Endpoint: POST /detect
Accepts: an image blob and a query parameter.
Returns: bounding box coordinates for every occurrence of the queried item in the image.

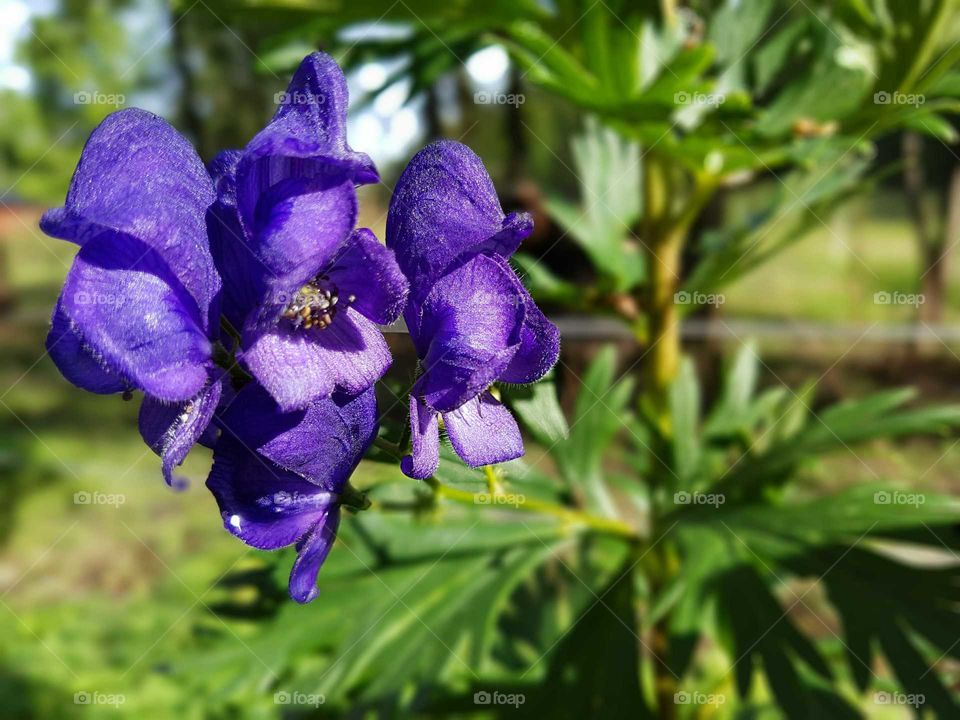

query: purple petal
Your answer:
[443,392,524,467]
[41,108,220,334]
[236,52,377,231]
[206,434,337,550]
[217,383,377,491]
[416,255,523,412]
[59,232,212,402]
[46,301,129,394]
[289,506,341,603]
[139,375,222,488]
[497,261,561,384]
[326,228,408,325]
[400,394,440,479]
[250,178,357,298]
[242,307,391,410]
[386,141,531,307]
[483,211,534,258]
[207,198,264,329]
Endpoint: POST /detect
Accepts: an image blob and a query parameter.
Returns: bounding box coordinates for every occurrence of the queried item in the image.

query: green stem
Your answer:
[484,465,500,494]
[374,437,402,457]
[424,476,639,541]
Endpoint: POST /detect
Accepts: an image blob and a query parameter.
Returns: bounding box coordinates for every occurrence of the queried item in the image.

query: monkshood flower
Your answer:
[41,108,223,487]
[207,52,406,411]
[386,141,560,478]
[206,383,377,603]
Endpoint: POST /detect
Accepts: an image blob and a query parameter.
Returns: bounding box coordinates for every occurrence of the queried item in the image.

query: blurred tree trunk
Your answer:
[0,229,11,310]
[424,83,442,139]
[902,132,950,325]
[505,65,528,183]
[171,9,204,152]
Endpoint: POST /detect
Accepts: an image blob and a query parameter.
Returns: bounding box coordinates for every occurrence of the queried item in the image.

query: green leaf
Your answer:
[503,373,570,447]
[669,357,701,484]
[543,117,645,291]
[523,557,651,717]
[512,253,583,307]
[554,346,634,516]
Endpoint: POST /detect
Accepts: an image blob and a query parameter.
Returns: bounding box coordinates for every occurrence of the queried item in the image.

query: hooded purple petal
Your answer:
[326,228,408,325]
[207,150,265,328]
[41,108,220,334]
[236,52,377,234]
[139,376,223,488]
[217,383,377,489]
[46,301,129,394]
[207,384,376,602]
[415,255,523,412]
[248,177,357,301]
[242,307,391,410]
[496,258,561,384]
[58,232,212,402]
[400,394,440,480]
[289,507,341,604]
[442,392,523,467]
[207,435,338,550]
[386,140,532,318]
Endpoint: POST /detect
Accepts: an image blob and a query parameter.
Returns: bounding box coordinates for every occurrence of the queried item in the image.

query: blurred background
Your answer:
[3,1,960,718]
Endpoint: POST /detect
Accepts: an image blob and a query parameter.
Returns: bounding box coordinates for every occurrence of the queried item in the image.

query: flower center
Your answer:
[280,275,355,331]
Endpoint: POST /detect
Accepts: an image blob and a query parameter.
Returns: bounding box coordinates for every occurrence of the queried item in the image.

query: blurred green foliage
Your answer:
[4,1,960,719]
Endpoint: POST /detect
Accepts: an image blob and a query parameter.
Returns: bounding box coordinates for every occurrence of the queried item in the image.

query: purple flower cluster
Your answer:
[42,53,558,602]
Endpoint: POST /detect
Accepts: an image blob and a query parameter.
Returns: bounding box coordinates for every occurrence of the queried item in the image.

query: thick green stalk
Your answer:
[641,155,684,431]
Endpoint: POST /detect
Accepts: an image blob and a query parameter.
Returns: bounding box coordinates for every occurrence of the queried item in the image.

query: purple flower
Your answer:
[206,383,378,603]
[207,52,407,411]
[41,108,223,486]
[386,141,560,478]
